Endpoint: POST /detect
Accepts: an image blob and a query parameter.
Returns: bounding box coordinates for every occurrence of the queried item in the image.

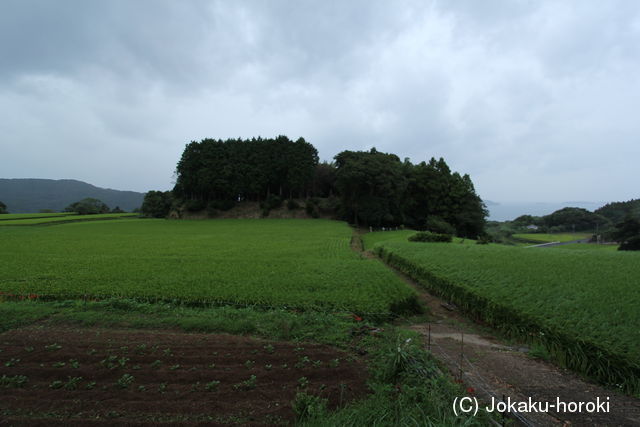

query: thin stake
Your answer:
[459,331,464,381]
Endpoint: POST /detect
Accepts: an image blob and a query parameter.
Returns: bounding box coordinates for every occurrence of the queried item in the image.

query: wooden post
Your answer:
[459,332,464,381]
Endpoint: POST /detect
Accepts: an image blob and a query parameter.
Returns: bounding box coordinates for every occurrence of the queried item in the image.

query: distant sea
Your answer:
[486,201,605,222]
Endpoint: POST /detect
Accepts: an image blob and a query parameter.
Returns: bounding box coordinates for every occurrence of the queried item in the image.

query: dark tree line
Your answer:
[147,138,488,237]
[595,199,640,224]
[334,149,486,237]
[64,198,110,215]
[173,136,319,204]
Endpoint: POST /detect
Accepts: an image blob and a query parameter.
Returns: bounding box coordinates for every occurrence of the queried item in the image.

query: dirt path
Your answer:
[355,232,640,426]
[409,286,640,426]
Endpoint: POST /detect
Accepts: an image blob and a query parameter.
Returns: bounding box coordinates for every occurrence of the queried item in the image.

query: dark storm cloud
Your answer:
[1,0,639,202]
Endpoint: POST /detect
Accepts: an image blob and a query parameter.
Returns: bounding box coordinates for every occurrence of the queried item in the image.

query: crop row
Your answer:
[365,232,640,394]
[512,233,592,243]
[0,212,78,221]
[0,213,138,226]
[0,219,419,316]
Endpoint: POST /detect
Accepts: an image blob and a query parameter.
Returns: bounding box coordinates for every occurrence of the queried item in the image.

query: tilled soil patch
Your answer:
[0,325,369,425]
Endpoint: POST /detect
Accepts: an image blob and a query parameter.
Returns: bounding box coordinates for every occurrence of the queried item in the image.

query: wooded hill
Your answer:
[0,179,144,213]
[594,199,640,224]
[168,136,487,237]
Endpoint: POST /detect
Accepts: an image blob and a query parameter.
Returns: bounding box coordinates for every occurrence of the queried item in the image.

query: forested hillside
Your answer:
[169,137,487,237]
[0,179,144,213]
[595,199,640,223]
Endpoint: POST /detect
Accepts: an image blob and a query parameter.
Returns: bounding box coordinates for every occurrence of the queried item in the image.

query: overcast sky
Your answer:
[2,0,639,203]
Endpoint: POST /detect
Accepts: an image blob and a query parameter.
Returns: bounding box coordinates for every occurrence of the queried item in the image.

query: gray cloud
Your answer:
[1,0,639,203]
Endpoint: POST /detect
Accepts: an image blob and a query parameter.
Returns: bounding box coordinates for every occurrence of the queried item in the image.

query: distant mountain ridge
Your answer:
[486,201,605,221]
[0,179,145,213]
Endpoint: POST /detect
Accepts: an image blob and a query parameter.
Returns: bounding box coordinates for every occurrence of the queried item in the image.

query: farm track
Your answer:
[353,231,640,426]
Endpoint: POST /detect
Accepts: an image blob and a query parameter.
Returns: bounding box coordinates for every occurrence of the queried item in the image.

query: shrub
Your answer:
[260,195,283,217]
[205,200,236,217]
[408,232,452,243]
[185,199,206,212]
[317,196,340,214]
[64,198,109,215]
[208,199,236,211]
[142,191,173,218]
[292,392,328,421]
[305,199,320,218]
[425,216,455,235]
[619,235,640,251]
[476,234,491,245]
[260,195,283,211]
[287,199,300,210]
[206,202,219,218]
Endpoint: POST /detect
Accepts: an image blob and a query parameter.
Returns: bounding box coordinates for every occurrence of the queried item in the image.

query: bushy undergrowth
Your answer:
[408,231,452,243]
[304,328,494,426]
[619,235,640,251]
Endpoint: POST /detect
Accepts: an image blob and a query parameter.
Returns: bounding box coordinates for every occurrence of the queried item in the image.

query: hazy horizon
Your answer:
[2,1,640,203]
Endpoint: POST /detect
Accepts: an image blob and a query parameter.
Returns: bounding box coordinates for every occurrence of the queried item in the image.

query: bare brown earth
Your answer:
[386,261,640,426]
[0,326,368,425]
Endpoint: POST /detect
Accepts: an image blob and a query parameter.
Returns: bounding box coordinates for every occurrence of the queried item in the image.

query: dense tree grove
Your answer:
[506,207,609,233]
[334,149,487,236]
[173,136,319,204]
[595,199,640,224]
[541,207,608,232]
[0,200,7,214]
[612,217,640,251]
[166,138,487,237]
[141,191,173,218]
[64,198,109,215]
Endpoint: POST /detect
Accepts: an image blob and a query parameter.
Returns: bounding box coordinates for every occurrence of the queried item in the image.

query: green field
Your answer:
[364,230,640,393]
[0,219,418,315]
[512,232,592,243]
[0,213,137,226]
[550,243,619,251]
[0,212,78,221]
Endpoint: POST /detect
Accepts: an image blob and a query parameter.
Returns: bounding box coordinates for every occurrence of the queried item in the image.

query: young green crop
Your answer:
[365,231,640,393]
[0,212,78,221]
[0,219,418,315]
[512,233,592,243]
[0,213,137,226]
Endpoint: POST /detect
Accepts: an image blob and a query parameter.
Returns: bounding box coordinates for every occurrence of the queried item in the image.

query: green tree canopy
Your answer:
[0,200,7,214]
[173,136,319,206]
[595,199,640,224]
[64,198,109,215]
[333,149,487,236]
[612,217,640,243]
[141,191,173,218]
[542,207,608,232]
[512,214,542,226]
[171,137,487,236]
[334,148,407,226]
